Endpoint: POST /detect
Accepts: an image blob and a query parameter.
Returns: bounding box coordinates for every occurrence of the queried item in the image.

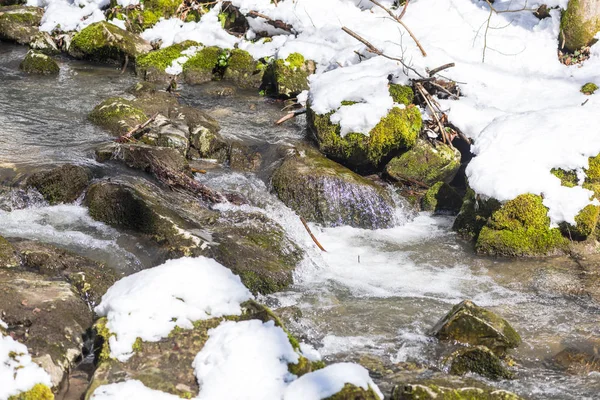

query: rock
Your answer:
[68,21,152,63]
[385,139,461,187]
[188,126,229,161]
[446,346,514,380]
[142,113,191,156]
[26,164,91,205]
[421,182,462,214]
[560,0,600,52]
[135,40,199,82]
[0,268,93,387]
[430,300,521,357]
[223,48,266,89]
[475,194,568,257]
[182,46,222,85]
[19,50,59,74]
[228,142,262,171]
[391,383,523,400]
[325,384,381,400]
[0,234,19,268]
[581,82,598,95]
[552,340,600,374]
[452,187,501,240]
[269,53,316,98]
[11,239,120,306]
[88,97,148,136]
[85,300,316,398]
[0,5,43,44]
[96,143,189,175]
[272,146,396,229]
[309,104,422,171]
[28,31,59,54]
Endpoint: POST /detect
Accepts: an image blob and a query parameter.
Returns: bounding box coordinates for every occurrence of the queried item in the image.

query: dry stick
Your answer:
[415,83,451,146]
[300,217,327,252]
[398,0,410,19]
[427,80,459,100]
[117,112,159,143]
[368,0,427,57]
[120,54,129,74]
[428,62,455,77]
[247,10,294,33]
[275,108,307,125]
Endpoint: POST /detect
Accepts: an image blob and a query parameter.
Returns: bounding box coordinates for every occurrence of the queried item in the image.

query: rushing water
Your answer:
[1,44,599,399]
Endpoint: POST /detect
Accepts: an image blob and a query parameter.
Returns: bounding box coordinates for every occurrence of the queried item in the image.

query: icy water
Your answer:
[1,44,599,399]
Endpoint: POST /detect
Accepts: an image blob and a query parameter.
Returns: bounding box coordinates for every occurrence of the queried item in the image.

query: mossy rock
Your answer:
[389,83,415,106]
[228,141,262,171]
[560,204,600,239]
[324,383,381,400]
[422,182,463,214]
[0,235,19,268]
[581,82,598,95]
[452,188,502,240]
[391,383,523,400]
[475,194,568,257]
[136,0,181,29]
[447,346,514,380]
[560,0,600,52]
[223,48,265,89]
[69,21,152,63]
[19,50,59,74]
[189,126,229,161]
[0,6,42,45]
[26,164,90,204]
[386,139,460,186]
[551,167,578,187]
[272,146,396,229]
[182,46,222,85]
[8,384,54,400]
[309,105,422,170]
[136,40,199,82]
[552,341,600,374]
[269,52,316,97]
[96,143,189,175]
[430,300,521,357]
[88,97,147,136]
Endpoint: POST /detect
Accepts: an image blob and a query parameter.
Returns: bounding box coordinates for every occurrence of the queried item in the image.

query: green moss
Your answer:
[69,21,150,61]
[142,0,180,27]
[8,384,54,400]
[324,383,381,400]
[561,204,600,239]
[285,52,305,68]
[452,188,501,240]
[448,346,514,380]
[182,46,222,84]
[88,97,147,135]
[310,105,422,169]
[238,270,288,296]
[392,383,523,400]
[551,168,578,187]
[389,83,414,105]
[422,182,463,213]
[0,10,38,25]
[222,49,265,88]
[19,50,59,74]
[581,82,598,95]
[94,318,115,362]
[560,0,600,52]
[270,53,315,97]
[476,194,568,256]
[586,154,600,182]
[137,41,199,71]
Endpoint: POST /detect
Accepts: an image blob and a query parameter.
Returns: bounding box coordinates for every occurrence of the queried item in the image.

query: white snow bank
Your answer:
[284,362,383,400]
[95,256,253,361]
[193,319,299,400]
[0,332,53,400]
[89,380,180,400]
[28,0,109,32]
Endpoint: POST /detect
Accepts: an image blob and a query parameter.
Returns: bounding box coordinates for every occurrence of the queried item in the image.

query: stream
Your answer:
[1,43,599,400]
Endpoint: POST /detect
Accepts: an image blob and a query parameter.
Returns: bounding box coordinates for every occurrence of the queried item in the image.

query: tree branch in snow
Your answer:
[247,10,295,33]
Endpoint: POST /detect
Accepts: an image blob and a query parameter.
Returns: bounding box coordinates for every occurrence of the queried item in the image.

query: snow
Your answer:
[89,380,180,400]
[193,320,299,400]
[0,331,52,400]
[94,256,253,361]
[165,46,200,75]
[284,363,383,400]
[29,0,109,32]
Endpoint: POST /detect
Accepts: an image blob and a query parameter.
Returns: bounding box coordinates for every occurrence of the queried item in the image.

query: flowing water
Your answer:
[1,43,599,399]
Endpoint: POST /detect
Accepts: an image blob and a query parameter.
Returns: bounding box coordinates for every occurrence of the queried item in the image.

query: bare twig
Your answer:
[116,112,159,143]
[120,54,129,74]
[415,82,453,146]
[300,217,327,252]
[428,62,455,76]
[247,10,294,33]
[275,108,307,125]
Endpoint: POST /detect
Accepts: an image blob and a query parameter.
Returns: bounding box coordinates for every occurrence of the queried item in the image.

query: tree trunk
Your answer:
[560,0,600,52]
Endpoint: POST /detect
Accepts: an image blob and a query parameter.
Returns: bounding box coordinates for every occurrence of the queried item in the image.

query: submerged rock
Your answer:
[552,341,600,374]
[26,164,90,204]
[19,50,59,74]
[272,146,396,229]
[96,142,189,175]
[269,52,316,97]
[385,139,460,186]
[309,103,422,170]
[0,5,42,44]
[421,182,462,214]
[446,346,514,380]
[391,383,522,400]
[431,300,521,357]
[223,48,266,89]
[69,21,152,63]
[452,188,501,240]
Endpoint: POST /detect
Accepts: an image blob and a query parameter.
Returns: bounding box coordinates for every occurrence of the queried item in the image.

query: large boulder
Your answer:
[309,103,422,171]
[69,21,152,63]
[430,300,521,357]
[385,139,461,186]
[19,50,59,74]
[0,5,42,44]
[272,146,396,229]
[560,0,600,52]
[268,53,316,98]
[26,164,90,205]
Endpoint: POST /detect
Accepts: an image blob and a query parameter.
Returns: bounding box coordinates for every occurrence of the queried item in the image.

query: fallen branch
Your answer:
[415,82,452,146]
[300,216,327,252]
[428,62,455,77]
[116,112,159,143]
[275,108,307,125]
[120,54,129,74]
[247,10,294,33]
[391,174,430,189]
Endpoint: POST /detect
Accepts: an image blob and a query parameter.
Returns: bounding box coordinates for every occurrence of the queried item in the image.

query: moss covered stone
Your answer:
[270,52,316,97]
[26,164,90,204]
[223,48,265,89]
[431,300,521,357]
[8,384,54,400]
[389,83,414,106]
[0,235,19,268]
[136,40,199,82]
[561,203,600,239]
[447,346,514,380]
[324,383,381,400]
[88,97,147,136]
[581,82,598,95]
[452,188,501,240]
[551,167,578,187]
[19,50,59,74]
[309,105,422,170]
[29,31,59,54]
[422,182,463,214]
[560,0,600,52]
[386,139,460,186]
[391,383,523,400]
[272,146,396,229]
[182,46,222,84]
[475,194,568,257]
[69,21,152,63]
[0,5,42,44]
